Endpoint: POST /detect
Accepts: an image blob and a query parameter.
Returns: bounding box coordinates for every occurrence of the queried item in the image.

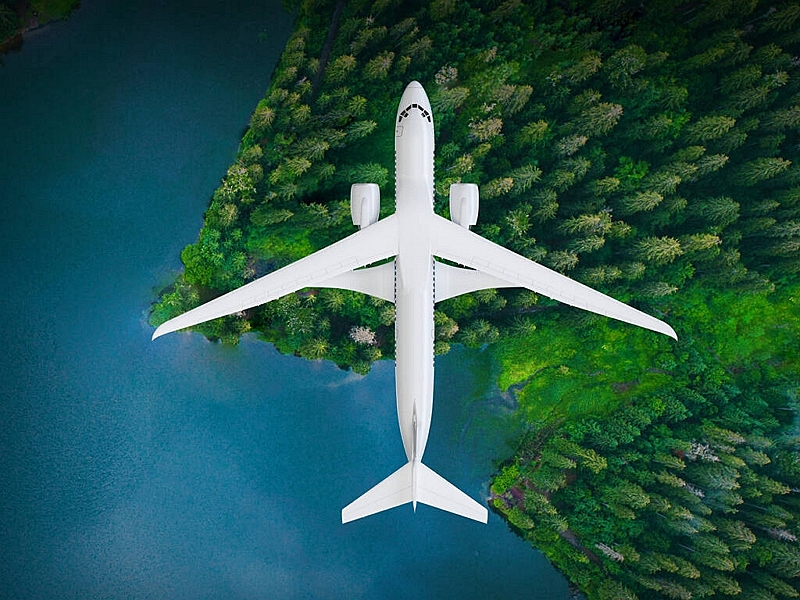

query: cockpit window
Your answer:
[397,104,432,124]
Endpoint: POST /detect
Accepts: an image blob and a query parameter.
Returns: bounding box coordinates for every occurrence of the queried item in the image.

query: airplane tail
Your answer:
[341,461,488,524]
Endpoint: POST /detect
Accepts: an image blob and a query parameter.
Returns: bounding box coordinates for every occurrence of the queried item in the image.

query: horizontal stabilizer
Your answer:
[416,463,488,523]
[342,462,487,524]
[342,463,412,524]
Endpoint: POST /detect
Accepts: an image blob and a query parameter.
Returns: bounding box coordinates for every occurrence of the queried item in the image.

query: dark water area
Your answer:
[0,1,571,598]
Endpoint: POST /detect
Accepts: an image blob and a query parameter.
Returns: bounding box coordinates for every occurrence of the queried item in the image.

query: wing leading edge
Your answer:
[428,214,677,340]
[152,215,399,340]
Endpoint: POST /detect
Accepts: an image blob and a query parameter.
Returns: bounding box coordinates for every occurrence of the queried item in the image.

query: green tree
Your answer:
[300,337,329,359]
[345,163,389,187]
[603,45,647,89]
[432,86,470,113]
[764,105,800,130]
[325,54,357,83]
[505,204,531,238]
[684,116,736,143]
[511,165,542,192]
[469,117,504,142]
[483,176,514,199]
[364,51,394,79]
[293,137,329,161]
[635,237,683,264]
[737,157,792,185]
[249,103,276,132]
[346,120,378,141]
[620,190,664,214]
[576,103,624,136]
[695,196,740,227]
[429,0,457,19]
[546,250,579,272]
[1,3,19,42]
[518,120,549,144]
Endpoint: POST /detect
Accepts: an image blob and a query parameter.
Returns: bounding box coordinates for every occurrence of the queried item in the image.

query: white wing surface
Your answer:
[153,215,399,339]
[428,214,677,339]
[415,463,488,523]
[342,463,413,524]
[318,259,396,303]
[434,260,516,303]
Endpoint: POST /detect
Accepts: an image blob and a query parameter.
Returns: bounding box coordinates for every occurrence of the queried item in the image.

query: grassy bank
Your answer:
[490,283,799,599]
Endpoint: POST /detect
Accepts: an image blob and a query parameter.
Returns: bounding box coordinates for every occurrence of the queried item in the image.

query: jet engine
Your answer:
[449,183,479,229]
[350,183,380,229]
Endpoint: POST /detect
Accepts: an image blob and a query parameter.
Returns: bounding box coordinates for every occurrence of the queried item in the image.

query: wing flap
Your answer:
[428,214,676,339]
[318,259,396,303]
[434,260,516,303]
[153,215,399,339]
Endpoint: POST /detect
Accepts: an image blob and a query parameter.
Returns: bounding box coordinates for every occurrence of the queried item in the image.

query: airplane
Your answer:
[153,81,677,525]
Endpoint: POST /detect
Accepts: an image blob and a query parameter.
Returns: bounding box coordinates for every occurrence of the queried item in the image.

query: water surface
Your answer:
[0,2,571,598]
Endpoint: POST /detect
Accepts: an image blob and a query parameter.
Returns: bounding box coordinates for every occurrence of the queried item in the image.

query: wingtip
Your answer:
[661,322,678,341]
[151,323,170,341]
[152,316,187,341]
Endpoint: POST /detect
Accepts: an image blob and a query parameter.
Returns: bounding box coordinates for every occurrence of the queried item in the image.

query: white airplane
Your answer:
[153,81,677,524]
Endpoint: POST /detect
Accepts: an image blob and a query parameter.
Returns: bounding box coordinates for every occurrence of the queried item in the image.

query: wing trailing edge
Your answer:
[317,259,396,303]
[434,260,516,303]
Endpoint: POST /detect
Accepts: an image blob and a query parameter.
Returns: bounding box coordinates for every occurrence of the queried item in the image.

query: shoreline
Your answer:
[1,0,79,53]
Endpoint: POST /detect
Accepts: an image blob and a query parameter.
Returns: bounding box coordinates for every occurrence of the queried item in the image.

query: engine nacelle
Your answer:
[449,183,479,229]
[350,183,380,229]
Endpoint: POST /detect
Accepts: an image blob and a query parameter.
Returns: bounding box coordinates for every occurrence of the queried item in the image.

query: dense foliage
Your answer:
[0,1,20,43]
[151,0,800,597]
[153,0,799,368]
[492,282,800,599]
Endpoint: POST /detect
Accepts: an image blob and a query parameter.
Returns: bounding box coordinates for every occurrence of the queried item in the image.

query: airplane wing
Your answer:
[428,214,677,339]
[152,215,399,339]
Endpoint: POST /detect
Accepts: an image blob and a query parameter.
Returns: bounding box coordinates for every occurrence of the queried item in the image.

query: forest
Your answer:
[151,0,800,598]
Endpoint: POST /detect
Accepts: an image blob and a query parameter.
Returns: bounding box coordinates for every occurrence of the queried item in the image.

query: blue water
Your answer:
[0,2,571,598]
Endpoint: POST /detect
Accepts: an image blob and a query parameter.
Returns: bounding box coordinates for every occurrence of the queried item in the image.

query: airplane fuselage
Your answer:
[393,82,436,465]
[153,81,675,524]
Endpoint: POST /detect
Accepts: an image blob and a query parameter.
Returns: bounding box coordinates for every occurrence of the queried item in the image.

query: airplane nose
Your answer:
[398,81,432,120]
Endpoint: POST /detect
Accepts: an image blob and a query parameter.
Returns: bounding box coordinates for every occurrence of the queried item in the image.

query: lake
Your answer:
[0,1,571,597]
